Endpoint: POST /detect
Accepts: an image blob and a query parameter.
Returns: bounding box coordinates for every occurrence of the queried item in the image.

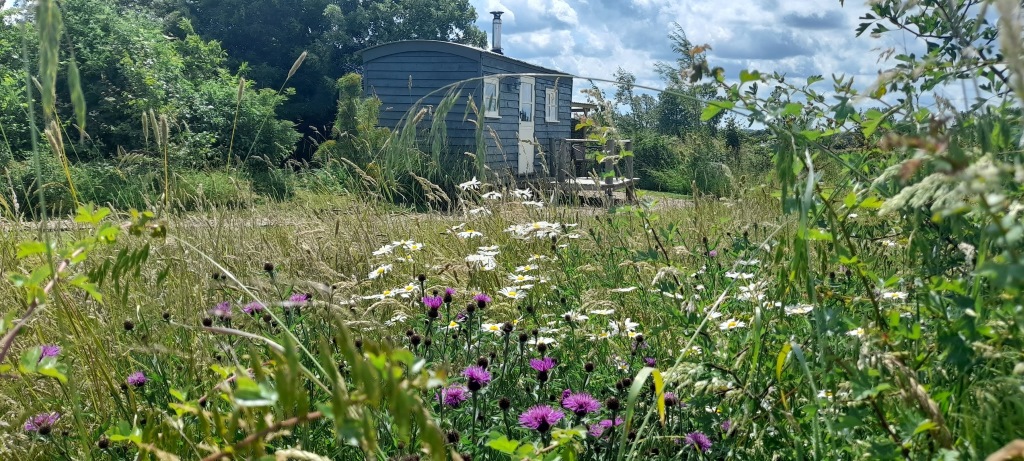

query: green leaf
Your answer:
[783,103,803,117]
[19,346,42,374]
[740,69,761,83]
[68,59,86,135]
[653,368,666,426]
[37,357,68,384]
[487,433,523,454]
[234,376,278,407]
[912,419,938,436]
[169,389,187,402]
[701,101,733,121]
[16,241,49,259]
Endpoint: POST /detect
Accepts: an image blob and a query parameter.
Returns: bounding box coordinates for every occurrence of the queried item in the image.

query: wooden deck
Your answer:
[558,176,638,191]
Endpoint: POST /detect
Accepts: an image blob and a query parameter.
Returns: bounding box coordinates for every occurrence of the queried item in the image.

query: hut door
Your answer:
[518,77,535,174]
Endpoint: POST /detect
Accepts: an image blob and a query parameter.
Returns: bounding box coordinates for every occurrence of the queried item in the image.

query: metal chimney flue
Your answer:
[490,11,504,54]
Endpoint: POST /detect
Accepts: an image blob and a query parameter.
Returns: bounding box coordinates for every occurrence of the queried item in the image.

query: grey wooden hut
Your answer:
[360,13,573,177]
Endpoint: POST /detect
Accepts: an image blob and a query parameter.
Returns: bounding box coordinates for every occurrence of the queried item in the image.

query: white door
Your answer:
[518,77,535,174]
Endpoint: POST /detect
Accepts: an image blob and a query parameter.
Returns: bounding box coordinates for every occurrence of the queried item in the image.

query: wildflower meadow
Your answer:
[3,1,1024,460]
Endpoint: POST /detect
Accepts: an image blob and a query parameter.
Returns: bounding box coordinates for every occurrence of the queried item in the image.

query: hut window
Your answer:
[545,88,558,123]
[483,77,500,118]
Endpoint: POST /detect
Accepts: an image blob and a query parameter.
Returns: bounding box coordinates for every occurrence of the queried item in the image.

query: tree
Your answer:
[653,24,722,137]
[612,68,657,134]
[131,0,487,157]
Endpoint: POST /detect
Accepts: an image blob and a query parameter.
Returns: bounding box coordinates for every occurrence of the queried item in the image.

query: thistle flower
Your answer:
[209,302,231,319]
[289,293,310,304]
[562,392,601,416]
[24,412,60,433]
[463,365,492,391]
[127,371,147,387]
[438,384,469,407]
[519,405,564,432]
[529,357,556,372]
[242,302,265,315]
[684,431,712,452]
[40,344,61,360]
[588,417,623,438]
[422,295,443,309]
[643,357,656,367]
[473,293,492,304]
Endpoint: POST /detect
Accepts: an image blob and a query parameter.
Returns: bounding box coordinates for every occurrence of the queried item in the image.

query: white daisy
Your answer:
[847,327,866,337]
[784,304,814,316]
[512,188,533,199]
[719,318,747,330]
[480,323,503,335]
[456,229,484,239]
[499,286,527,299]
[368,264,392,280]
[482,191,502,200]
[589,309,615,316]
[458,177,481,190]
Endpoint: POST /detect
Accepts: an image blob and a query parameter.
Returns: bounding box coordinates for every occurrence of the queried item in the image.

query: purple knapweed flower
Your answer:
[24,412,60,433]
[587,417,624,438]
[663,392,679,407]
[437,384,469,407]
[39,344,61,360]
[529,357,556,372]
[289,293,310,304]
[519,405,564,432]
[721,419,733,434]
[562,392,601,416]
[445,287,457,297]
[684,431,712,452]
[643,357,656,367]
[463,365,491,391]
[209,301,231,319]
[455,311,469,321]
[422,295,443,309]
[127,371,147,387]
[708,250,718,257]
[472,293,492,304]
[242,302,265,315]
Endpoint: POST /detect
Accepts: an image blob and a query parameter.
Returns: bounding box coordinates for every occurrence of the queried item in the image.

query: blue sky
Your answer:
[466,0,932,104]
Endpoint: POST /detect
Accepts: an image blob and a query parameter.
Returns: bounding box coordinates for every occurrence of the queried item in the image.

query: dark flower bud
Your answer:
[211,272,220,280]
[502,322,514,334]
[263,262,275,273]
[585,362,595,373]
[518,333,529,343]
[499,397,511,411]
[410,335,422,347]
[460,453,473,461]
[405,329,414,337]
[537,370,549,383]
[628,431,636,441]
[477,298,487,310]
[467,380,482,392]
[120,383,128,391]
[443,292,453,303]
[634,334,644,344]
[262,314,272,323]
[354,339,363,350]
[123,320,135,331]
[477,356,489,368]
[537,343,548,354]
[428,309,439,319]
[525,305,535,314]
[564,314,572,322]
[702,236,708,245]
[39,426,51,436]
[162,312,170,321]
[98,436,110,449]
[537,420,551,433]
[466,304,476,314]
[446,430,460,444]
[201,317,213,327]
[423,338,432,348]
[531,328,539,337]
[560,297,567,305]
[622,377,633,387]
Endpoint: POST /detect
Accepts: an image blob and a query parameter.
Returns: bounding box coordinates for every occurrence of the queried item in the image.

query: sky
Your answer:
[467,0,926,103]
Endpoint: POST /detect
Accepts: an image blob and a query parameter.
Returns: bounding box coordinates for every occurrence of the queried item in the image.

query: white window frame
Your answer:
[483,77,500,119]
[545,87,558,123]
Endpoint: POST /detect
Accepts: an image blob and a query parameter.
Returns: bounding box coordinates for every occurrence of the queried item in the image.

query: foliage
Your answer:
[315,73,391,168]
[131,0,488,148]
